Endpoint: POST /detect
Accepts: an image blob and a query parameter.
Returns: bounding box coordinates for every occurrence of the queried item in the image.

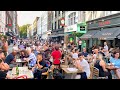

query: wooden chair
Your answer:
[92,67,108,79]
[89,63,94,79]
[92,67,99,79]
[41,67,49,79]
[42,71,49,79]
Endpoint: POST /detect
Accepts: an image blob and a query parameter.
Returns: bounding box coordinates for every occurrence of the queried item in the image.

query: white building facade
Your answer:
[12,11,16,35]
[0,11,6,35]
[37,17,42,36]
[85,11,120,22]
[83,11,120,48]
[64,11,79,33]
[37,11,48,40]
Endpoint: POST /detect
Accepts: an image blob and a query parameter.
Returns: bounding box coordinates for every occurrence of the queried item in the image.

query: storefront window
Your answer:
[71,18,73,25]
[68,12,76,26]
[93,39,97,46]
[55,22,56,30]
[62,11,65,17]
[55,11,57,18]
[58,20,60,29]
[74,16,76,24]
[58,11,60,16]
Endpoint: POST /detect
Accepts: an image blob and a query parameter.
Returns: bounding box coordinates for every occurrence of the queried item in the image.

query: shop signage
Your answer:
[102,33,112,36]
[87,14,120,30]
[65,24,77,32]
[67,28,73,31]
[80,26,85,31]
[60,18,65,26]
[98,20,111,26]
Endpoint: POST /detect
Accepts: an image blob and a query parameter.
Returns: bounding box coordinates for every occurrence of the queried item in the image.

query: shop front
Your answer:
[82,13,120,48]
[77,22,87,48]
[49,28,64,43]
[64,24,77,45]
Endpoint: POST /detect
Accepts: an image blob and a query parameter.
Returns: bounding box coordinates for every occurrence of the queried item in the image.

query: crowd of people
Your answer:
[0,36,120,79]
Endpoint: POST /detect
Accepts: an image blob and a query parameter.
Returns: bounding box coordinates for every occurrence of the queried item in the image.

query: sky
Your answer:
[17,11,42,26]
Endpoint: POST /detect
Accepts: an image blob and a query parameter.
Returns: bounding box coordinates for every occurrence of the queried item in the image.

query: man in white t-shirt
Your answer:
[103,42,109,56]
[75,53,90,79]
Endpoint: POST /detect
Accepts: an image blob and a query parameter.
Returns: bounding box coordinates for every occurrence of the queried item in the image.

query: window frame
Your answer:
[68,12,76,26]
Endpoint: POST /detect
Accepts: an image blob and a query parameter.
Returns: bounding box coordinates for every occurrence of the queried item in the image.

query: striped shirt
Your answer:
[28,53,37,67]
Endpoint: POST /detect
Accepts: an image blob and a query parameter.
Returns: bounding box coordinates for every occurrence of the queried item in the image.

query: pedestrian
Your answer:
[61,40,64,47]
[51,46,62,69]
[78,39,82,52]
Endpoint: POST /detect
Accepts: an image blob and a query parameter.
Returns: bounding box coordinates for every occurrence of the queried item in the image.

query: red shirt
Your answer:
[51,50,61,64]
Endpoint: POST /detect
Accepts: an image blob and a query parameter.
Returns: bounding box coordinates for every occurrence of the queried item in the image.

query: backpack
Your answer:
[53,68,64,79]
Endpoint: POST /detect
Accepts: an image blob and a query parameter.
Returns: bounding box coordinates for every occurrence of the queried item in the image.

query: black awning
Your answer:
[117,35,120,39]
[80,30,98,40]
[6,32,14,36]
[48,34,64,38]
[48,35,58,38]
[93,27,120,40]
[56,34,64,37]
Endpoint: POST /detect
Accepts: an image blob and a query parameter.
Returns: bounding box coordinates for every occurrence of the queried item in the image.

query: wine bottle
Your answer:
[16,66,19,75]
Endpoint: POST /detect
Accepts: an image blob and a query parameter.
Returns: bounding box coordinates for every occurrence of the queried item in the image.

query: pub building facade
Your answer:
[80,13,120,49]
[50,17,65,43]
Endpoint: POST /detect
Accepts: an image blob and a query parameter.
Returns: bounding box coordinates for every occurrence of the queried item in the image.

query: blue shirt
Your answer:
[28,53,37,67]
[109,57,120,67]
[4,53,15,65]
[82,52,88,57]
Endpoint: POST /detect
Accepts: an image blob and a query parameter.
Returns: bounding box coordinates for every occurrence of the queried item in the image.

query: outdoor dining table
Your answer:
[61,67,82,79]
[60,64,69,68]
[106,64,120,79]
[16,59,28,67]
[8,67,34,79]
[106,64,119,70]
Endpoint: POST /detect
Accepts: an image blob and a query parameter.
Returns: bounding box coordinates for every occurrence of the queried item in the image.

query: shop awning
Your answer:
[80,30,98,40]
[48,34,64,38]
[117,35,120,39]
[93,27,120,40]
[57,34,64,36]
[48,35,58,38]
[64,32,72,35]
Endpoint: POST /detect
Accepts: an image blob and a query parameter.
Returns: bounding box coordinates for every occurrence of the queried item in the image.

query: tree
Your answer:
[19,24,29,38]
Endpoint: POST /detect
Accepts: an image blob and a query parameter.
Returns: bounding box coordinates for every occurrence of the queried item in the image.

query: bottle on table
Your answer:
[16,66,19,75]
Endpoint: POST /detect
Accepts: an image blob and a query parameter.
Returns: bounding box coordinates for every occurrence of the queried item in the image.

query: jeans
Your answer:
[78,72,87,79]
[34,67,48,79]
[78,45,81,52]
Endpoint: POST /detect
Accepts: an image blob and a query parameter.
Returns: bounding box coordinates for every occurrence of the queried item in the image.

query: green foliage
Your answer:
[72,32,84,37]
[19,24,29,38]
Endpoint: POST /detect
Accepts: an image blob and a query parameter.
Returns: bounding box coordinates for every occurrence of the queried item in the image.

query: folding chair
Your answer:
[92,67,108,79]
[89,63,94,79]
